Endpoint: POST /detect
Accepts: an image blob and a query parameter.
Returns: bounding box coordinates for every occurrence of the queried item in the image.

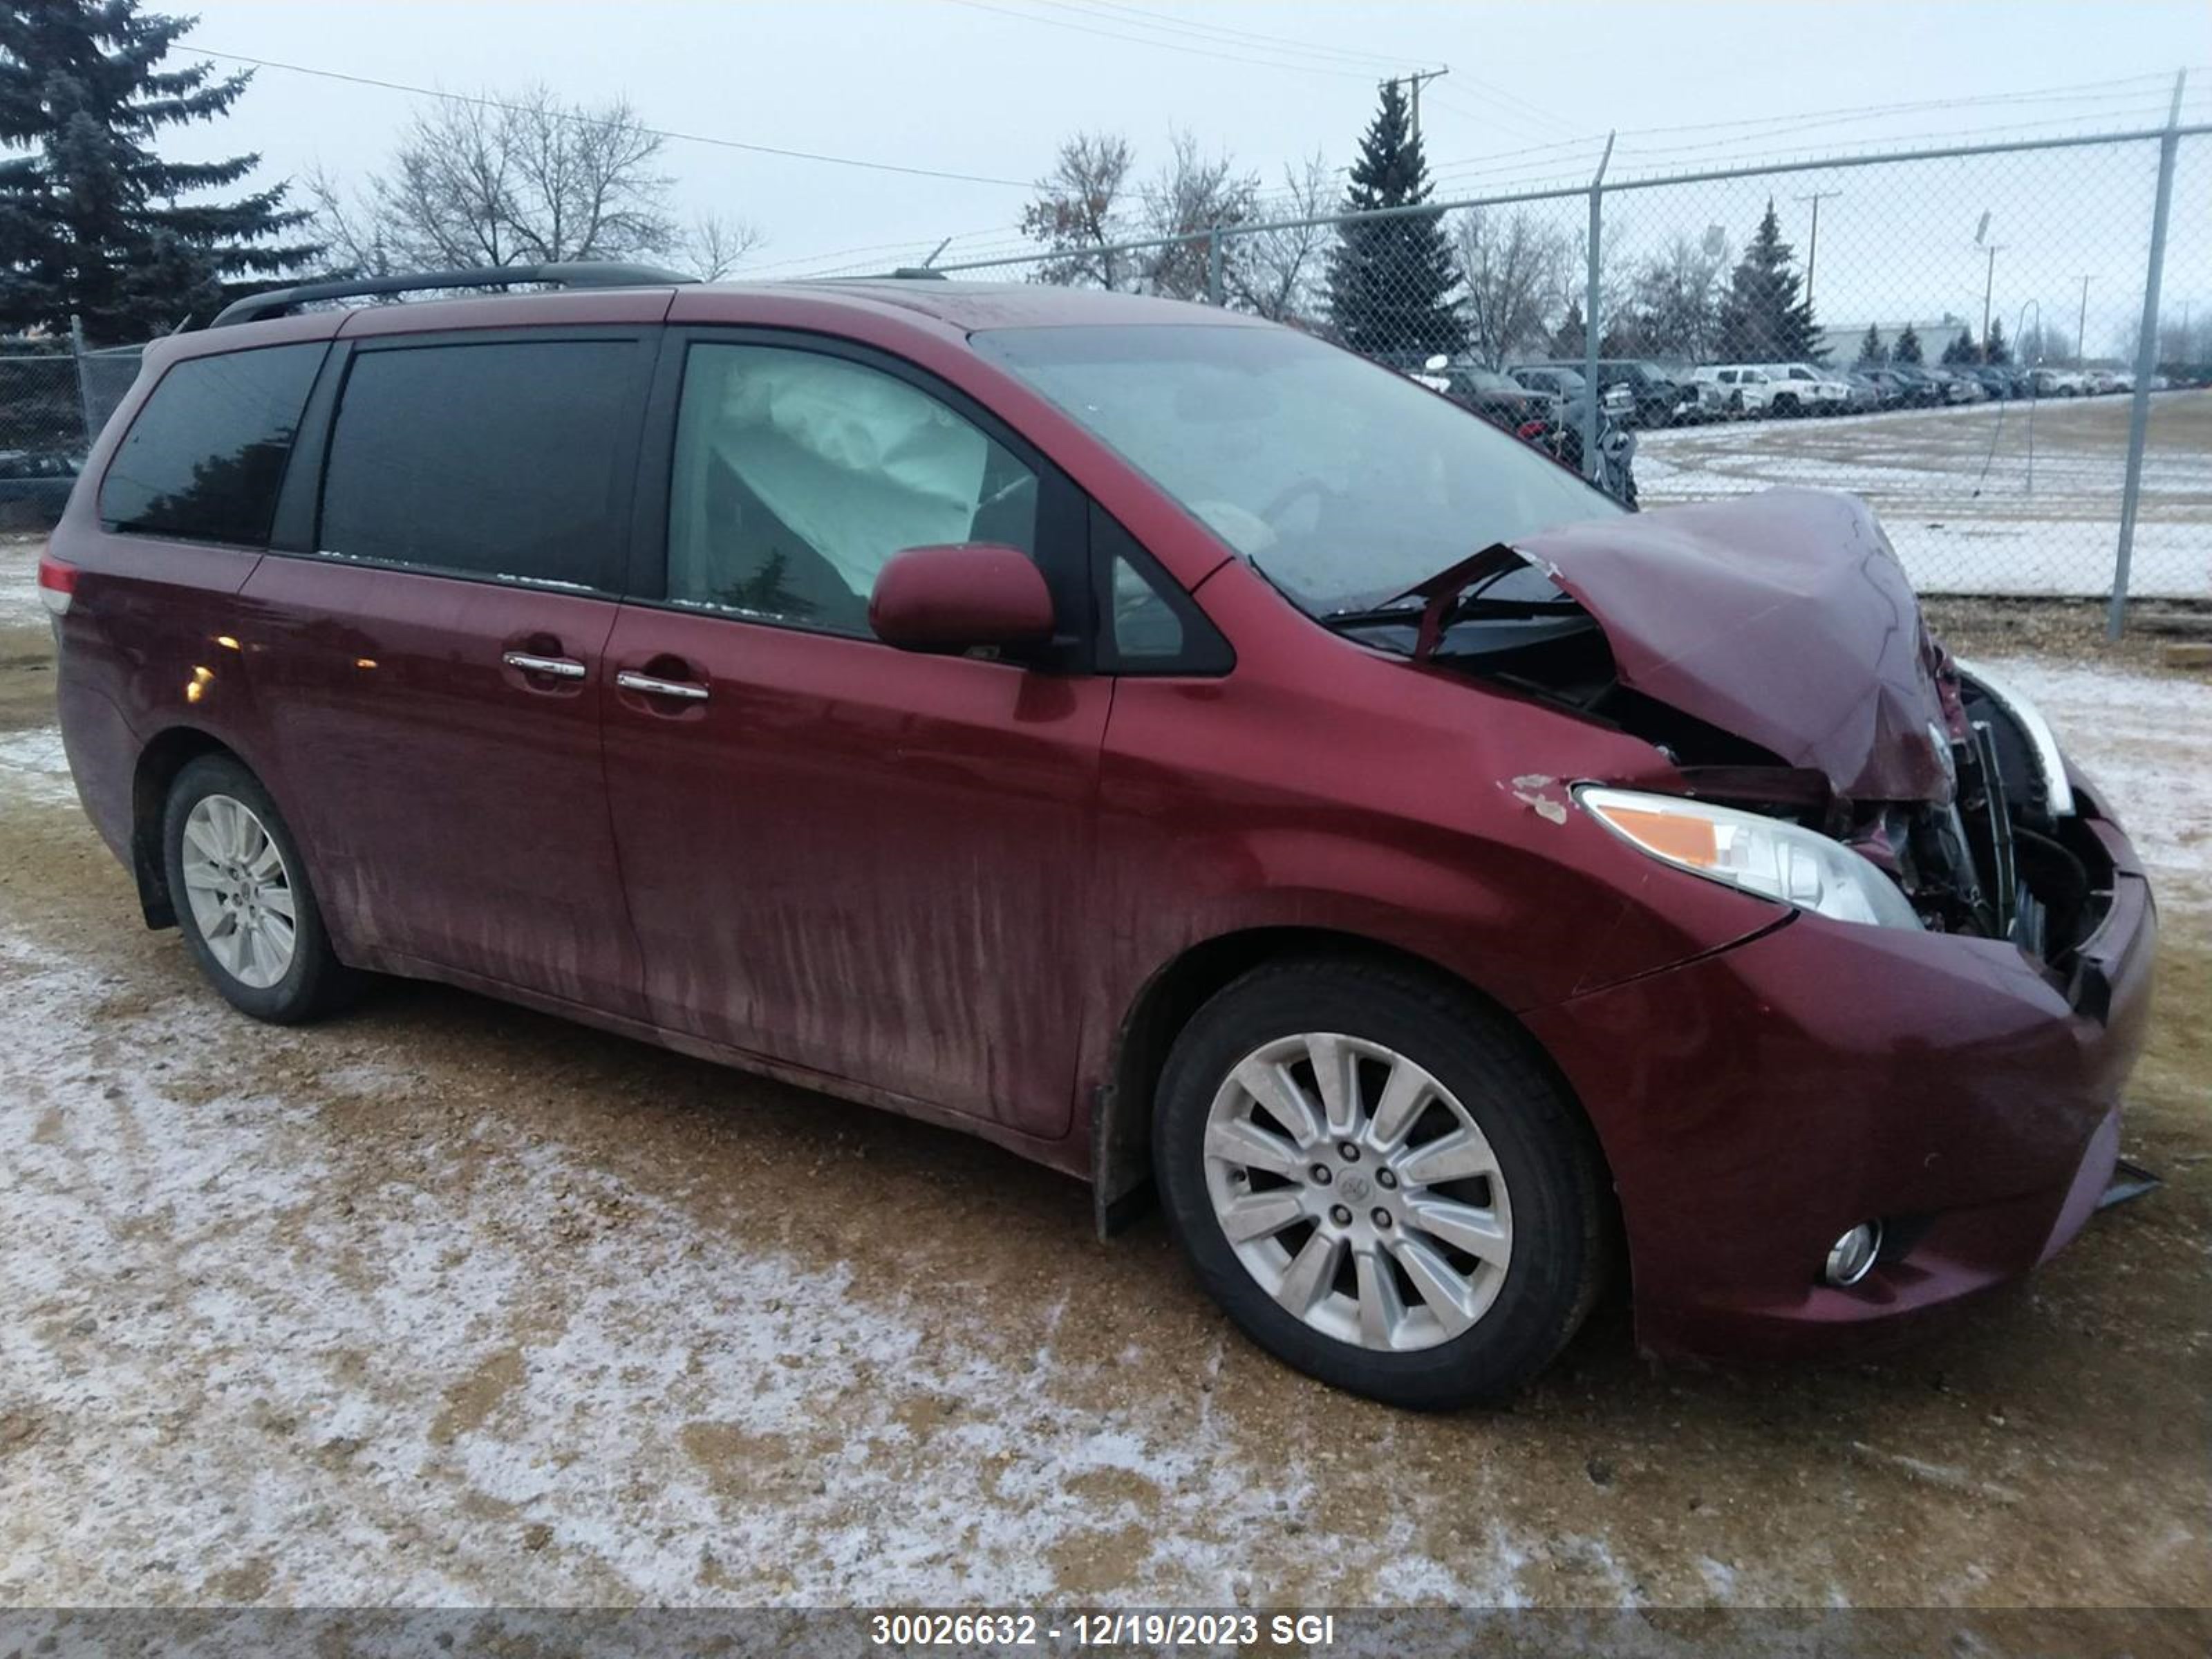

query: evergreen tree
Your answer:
[1855,324,1886,366]
[0,1,320,341]
[1892,323,1924,365]
[1326,80,1465,359]
[1713,199,1819,363]
[1983,317,2010,365]
[1942,328,1981,365]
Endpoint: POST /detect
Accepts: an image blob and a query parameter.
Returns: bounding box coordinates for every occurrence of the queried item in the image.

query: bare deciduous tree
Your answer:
[1228,152,1333,323]
[1627,230,1732,363]
[1021,131,1136,288]
[1134,129,1259,301]
[313,86,689,273]
[682,212,766,280]
[1453,207,1571,368]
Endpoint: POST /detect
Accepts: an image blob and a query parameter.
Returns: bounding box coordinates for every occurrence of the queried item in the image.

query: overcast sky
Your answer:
[169,1,2211,352]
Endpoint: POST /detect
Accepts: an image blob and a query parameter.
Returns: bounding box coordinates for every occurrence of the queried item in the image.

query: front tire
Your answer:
[162,754,357,1024]
[1153,958,1608,1409]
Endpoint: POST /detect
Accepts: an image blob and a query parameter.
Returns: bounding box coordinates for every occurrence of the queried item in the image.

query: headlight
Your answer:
[1577,787,1924,930]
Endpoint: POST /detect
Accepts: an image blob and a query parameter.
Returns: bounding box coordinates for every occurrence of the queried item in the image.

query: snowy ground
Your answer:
[1,543,2209,1615]
[1972,653,2212,912]
[1639,390,2212,599]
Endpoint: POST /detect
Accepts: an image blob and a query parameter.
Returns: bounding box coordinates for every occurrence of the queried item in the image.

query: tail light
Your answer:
[37,547,75,617]
[1516,420,1547,440]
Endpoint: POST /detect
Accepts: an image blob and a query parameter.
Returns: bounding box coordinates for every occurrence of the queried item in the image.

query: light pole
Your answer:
[1980,245,2005,357]
[1796,190,1840,309]
[1973,212,2001,361]
[2077,274,2096,367]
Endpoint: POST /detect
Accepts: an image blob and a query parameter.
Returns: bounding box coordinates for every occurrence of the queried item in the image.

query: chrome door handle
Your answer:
[617,670,710,702]
[503,651,588,679]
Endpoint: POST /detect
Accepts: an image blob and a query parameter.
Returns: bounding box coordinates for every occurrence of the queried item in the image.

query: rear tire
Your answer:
[162,754,358,1024]
[1153,957,1608,1409]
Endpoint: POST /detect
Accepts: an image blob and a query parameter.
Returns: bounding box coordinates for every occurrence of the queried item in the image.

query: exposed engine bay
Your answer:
[1327,489,2117,971]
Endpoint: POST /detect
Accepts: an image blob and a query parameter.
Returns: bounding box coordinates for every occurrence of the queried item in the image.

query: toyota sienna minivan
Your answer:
[39,264,2155,1407]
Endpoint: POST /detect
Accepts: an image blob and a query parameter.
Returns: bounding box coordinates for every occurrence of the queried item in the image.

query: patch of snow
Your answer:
[0,931,1593,1605]
[0,724,77,806]
[1975,655,2212,910]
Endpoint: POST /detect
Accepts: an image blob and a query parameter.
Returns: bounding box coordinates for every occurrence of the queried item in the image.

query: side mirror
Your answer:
[868,542,1056,654]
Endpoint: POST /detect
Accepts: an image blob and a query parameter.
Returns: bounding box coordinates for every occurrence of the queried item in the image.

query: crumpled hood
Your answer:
[1513,489,1954,803]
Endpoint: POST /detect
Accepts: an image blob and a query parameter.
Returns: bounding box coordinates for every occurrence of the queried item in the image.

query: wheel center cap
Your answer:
[1340,1172,1371,1203]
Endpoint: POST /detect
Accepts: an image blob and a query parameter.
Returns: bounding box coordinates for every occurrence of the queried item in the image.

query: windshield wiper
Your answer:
[1327,594,1570,630]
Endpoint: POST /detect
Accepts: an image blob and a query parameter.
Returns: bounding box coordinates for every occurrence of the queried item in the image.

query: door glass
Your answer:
[667,343,1040,635]
[319,340,637,588]
[100,342,325,545]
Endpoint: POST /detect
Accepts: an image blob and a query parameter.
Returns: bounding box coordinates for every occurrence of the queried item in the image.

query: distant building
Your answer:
[1818,321,1971,364]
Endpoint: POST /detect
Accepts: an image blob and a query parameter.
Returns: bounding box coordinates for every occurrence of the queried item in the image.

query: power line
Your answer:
[1031,0,1426,73]
[190,47,1035,189]
[935,0,1381,81]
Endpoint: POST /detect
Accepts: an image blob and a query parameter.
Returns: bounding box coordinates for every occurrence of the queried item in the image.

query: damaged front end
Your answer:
[1335,489,2119,975]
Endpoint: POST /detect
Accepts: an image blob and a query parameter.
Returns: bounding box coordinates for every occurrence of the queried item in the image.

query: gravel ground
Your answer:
[2,533,2209,1612]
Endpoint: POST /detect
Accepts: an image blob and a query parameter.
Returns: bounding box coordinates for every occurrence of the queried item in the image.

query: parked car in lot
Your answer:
[41,265,2156,1408]
[1932,368,1986,403]
[1510,364,1633,420]
[1416,359,1555,434]
[1859,368,1913,408]
[0,445,84,527]
[1839,371,1884,413]
[1882,364,1947,405]
[2032,367,2086,397]
[1530,357,1691,427]
[1961,366,2020,401]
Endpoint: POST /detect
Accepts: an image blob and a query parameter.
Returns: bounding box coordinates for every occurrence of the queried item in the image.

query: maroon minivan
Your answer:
[41,265,2155,1407]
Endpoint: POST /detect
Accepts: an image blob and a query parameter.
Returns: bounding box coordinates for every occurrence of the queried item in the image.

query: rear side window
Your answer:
[319,340,638,588]
[100,343,324,545]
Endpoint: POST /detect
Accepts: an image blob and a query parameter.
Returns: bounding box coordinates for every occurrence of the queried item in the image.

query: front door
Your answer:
[601,335,1108,1136]
[245,329,657,1017]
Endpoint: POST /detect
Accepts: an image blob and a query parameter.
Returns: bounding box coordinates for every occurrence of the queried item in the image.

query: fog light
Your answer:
[1824,1222,1883,1287]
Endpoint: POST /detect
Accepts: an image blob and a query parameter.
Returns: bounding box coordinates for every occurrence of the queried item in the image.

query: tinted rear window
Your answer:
[100,343,325,545]
[319,340,637,588]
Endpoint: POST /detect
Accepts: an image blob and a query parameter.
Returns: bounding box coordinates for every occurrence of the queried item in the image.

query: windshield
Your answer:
[971,324,1619,613]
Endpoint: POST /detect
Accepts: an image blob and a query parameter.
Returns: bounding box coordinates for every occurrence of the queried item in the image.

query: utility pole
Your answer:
[1795,190,1840,308]
[1384,67,1451,147]
[2077,274,2095,366]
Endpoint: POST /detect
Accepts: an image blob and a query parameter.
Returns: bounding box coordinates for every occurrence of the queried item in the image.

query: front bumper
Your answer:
[1524,816,2157,1363]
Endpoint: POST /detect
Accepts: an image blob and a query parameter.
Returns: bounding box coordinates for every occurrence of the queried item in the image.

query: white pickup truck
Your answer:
[1756,362,1853,415]
[1692,365,1781,415]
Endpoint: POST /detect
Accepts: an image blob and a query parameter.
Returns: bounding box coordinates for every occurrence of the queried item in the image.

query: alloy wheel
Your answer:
[1201,1032,1514,1353]
[179,793,299,991]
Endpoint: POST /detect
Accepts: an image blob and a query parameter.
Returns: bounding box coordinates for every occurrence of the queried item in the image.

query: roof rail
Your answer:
[209,261,699,328]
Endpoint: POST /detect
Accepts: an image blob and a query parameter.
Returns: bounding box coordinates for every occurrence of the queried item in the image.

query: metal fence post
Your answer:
[68,315,97,450]
[1582,133,1615,483]
[2108,70,2188,639]
[1206,226,1224,306]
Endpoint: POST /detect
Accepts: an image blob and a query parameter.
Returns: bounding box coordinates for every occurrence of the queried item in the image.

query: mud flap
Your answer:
[2097,1156,2161,1212]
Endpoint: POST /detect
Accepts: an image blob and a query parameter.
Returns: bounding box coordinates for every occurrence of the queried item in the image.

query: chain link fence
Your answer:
[897,115,2210,624]
[0,337,145,531]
